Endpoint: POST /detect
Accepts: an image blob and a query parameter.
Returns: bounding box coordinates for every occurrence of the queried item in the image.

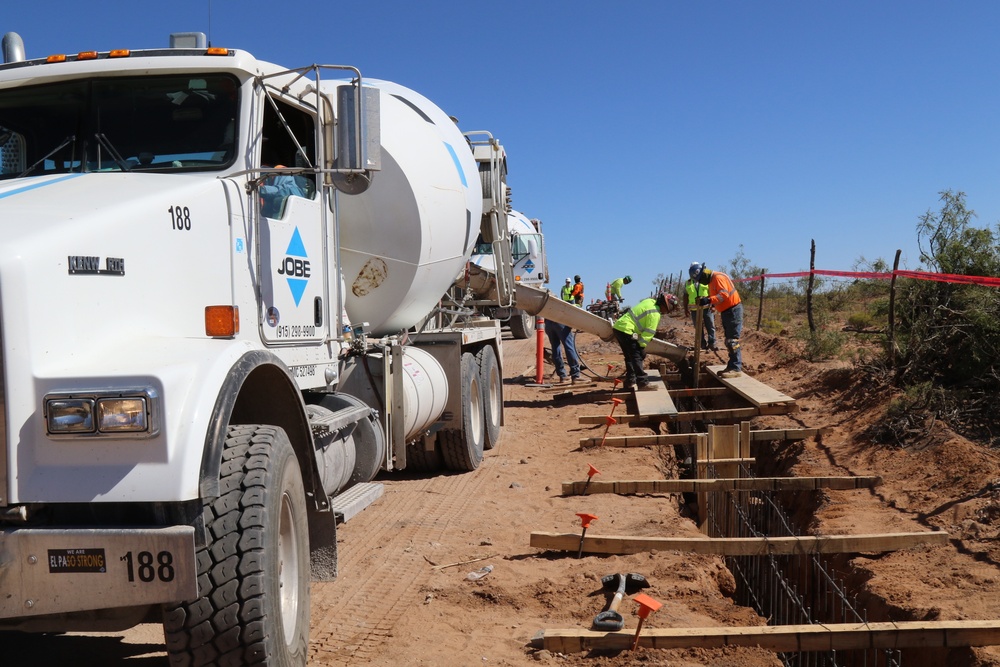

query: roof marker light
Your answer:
[77,51,98,60]
[46,54,67,63]
[109,49,130,58]
[206,47,229,56]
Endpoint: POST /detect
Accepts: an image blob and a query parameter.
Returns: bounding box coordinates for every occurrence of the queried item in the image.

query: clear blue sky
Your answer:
[6,1,1000,300]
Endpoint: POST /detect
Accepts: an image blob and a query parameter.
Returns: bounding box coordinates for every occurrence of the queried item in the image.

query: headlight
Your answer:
[97,397,148,432]
[45,388,159,438]
[46,399,95,434]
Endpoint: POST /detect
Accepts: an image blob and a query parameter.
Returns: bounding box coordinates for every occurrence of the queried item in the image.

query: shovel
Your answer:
[592,573,649,631]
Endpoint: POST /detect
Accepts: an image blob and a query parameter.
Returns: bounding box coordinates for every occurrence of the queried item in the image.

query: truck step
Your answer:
[331,482,384,523]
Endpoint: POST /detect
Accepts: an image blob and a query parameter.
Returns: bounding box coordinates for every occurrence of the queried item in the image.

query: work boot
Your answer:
[571,376,582,384]
[638,383,658,391]
[719,369,742,378]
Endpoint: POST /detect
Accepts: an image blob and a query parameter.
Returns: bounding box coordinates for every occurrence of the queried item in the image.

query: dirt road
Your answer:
[10,317,1000,666]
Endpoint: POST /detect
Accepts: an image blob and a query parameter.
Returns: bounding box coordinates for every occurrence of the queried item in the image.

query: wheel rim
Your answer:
[278,489,301,643]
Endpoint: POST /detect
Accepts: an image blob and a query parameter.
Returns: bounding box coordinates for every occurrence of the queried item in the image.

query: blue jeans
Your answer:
[544,320,581,379]
[720,303,743,371]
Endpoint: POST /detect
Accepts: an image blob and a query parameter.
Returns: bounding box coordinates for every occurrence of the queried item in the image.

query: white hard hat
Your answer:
[565,277,571,283]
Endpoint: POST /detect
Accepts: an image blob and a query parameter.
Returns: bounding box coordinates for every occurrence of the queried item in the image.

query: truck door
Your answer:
[257,93,327,345]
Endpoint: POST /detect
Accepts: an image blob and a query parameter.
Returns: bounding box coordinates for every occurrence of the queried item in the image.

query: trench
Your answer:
[663,396,976,667]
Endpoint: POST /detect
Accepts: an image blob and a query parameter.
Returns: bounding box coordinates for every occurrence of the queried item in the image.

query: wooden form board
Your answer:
[631,369,678,417]
[707,364,796,407]
[536,620,1000,653]
[539,381,598,393]
[561,476,882,496]
[528,530,949,556]
[578,405,791,425]
[579,427,832,449]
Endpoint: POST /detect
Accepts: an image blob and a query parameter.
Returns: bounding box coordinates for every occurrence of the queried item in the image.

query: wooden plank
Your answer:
[536,620,1000,653]
[579,427,833,449]
[707,364,796,406]
[579,413,645,425]
[528,530,949,556]
[539,381,598,393]
[561,476,883,496]
[580,433,697,448]
[668,386,729,398]
[632,369,678,417]
[578,404,797,425]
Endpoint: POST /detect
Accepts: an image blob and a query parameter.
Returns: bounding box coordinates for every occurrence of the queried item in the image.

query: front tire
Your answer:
[507,309,533,339]
[163,425,310,666]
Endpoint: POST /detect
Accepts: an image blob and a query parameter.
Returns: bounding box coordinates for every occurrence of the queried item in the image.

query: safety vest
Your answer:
[610,278,626,300]
[612,298,661,347]
[707,271,742,312]
[561,284,574,302]
[685,279,709,305]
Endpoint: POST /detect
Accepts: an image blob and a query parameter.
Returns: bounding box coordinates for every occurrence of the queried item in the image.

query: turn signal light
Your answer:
[206,305,239,337]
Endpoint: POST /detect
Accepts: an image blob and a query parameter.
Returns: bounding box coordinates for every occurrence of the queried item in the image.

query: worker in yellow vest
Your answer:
[612,292,675,390]
[608,275,632,302]
[560,277,574,303]
[686,262,716,351]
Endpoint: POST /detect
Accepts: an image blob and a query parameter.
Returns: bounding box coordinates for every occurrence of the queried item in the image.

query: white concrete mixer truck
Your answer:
[459,206,548,339]
[0,31,507,665]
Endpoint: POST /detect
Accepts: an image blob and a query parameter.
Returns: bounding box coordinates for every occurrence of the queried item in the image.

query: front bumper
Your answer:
[0,525,197,618]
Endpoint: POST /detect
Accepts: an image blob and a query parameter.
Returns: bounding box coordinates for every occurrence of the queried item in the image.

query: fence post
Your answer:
[756,275,765,331]
[806,240,816,333]
[888,248,901,367]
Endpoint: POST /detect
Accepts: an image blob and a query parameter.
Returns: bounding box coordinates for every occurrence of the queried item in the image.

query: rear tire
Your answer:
[404,441,442,472]
[163,425,310,666]
[439,352,486,471]
[476,345,502,450]
[507,309,533,339]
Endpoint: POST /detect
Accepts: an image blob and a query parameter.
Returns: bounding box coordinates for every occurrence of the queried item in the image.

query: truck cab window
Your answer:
[0,74,239,179]
[259,95,317,218]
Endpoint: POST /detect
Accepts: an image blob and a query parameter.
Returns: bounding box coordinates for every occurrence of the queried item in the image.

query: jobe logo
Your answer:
[277,257,310,278]
[279,227,310,307]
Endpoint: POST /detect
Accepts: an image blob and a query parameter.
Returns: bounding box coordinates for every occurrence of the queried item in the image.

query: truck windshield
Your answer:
[0,74,238,179]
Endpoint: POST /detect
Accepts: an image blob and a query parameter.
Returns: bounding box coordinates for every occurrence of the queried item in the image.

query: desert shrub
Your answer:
[846,311,874,330]
[795,325,846,361]
[760,319,785,335]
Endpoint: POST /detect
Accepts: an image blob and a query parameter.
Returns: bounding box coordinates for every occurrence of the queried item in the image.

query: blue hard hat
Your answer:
[688,262,703,279]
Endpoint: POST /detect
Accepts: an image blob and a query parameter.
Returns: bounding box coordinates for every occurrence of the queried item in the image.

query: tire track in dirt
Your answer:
[308,455,500,665]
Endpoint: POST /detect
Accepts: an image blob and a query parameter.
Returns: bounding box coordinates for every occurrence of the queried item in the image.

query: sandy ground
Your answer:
[8,311,1000,666]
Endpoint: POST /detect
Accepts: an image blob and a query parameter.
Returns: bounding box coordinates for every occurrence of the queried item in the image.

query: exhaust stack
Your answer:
[2,32,25,64]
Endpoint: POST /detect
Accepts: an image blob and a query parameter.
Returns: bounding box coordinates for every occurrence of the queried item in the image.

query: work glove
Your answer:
[698,296,711,307]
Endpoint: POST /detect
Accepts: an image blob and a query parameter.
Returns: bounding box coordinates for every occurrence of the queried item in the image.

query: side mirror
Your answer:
[333,84,381,194]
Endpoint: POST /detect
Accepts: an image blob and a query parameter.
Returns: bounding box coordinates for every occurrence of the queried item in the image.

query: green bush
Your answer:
[846,311,874,330]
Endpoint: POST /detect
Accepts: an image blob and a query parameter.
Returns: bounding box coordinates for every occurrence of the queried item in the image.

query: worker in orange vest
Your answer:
[571,275,584,306]
[694,265,743,378]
